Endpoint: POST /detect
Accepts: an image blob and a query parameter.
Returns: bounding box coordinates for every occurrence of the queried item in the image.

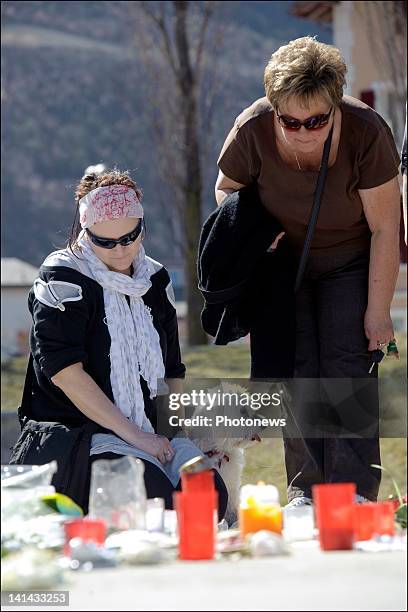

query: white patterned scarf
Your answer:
[77,233,165,431]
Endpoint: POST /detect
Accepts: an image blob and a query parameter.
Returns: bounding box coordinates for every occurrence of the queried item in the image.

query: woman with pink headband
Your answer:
[14,168,228,517]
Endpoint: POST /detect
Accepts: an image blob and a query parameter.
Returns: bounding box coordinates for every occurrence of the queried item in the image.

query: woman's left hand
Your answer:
[364,308,395,351]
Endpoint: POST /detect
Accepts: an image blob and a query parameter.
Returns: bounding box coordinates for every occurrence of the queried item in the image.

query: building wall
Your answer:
[333,1,405,145]
[333,1,407,265]
[1,287,31,355]
[333,1,355,96]
[334,2,385,99]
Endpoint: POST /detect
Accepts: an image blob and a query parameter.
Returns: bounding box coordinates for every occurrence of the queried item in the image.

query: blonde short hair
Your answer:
[264,36,347,109]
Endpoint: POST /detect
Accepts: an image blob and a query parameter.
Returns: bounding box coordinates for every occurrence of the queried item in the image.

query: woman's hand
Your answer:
[364,308,395,351]
[51,364,175,464]
[128,429,175,465]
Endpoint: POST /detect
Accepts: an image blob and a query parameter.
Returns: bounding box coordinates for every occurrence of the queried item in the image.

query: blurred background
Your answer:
[1,1,406,500]
[1,0,406,351]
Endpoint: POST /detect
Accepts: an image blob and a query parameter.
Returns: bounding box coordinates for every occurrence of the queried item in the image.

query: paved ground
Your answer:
[2,542,406,611]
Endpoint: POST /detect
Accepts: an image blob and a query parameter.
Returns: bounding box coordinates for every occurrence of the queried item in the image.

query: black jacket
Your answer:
[24,251,184,428]
[10,250,185,511]
[198,183,296,376]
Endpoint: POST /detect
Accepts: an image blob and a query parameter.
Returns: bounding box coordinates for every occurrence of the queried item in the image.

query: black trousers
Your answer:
[251,249,381,502]
[88,452,229,521]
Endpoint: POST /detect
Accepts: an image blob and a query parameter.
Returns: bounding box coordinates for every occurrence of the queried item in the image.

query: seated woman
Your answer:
[22,168,228,518]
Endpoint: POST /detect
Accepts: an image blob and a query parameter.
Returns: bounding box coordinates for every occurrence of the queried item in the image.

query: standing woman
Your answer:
[19,169,228,516]
[215,37,401,506]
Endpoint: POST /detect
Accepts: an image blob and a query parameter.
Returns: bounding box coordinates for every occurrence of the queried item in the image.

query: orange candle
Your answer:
[239,483,282,536]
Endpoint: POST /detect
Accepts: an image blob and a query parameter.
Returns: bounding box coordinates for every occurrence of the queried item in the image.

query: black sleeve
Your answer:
[160,269,186,379]
[29,268,91,380]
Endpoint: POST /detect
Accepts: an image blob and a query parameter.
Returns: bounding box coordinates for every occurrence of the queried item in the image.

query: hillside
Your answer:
[1,0,330,268]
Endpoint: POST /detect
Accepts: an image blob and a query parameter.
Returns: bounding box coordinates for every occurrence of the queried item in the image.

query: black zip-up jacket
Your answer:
[198,183,296,376]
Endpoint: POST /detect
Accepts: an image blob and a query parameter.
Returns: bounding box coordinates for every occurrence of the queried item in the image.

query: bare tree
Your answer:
[129,1,226,346]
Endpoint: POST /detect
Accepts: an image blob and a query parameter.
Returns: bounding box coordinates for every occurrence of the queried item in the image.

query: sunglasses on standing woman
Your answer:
[276,107,333,131]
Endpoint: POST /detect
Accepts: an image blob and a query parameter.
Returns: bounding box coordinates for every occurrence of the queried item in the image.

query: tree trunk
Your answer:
[184,98,208,345]
[174,1,208,345]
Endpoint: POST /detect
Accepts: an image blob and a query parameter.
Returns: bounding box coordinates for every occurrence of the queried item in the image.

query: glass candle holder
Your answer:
[239,483,282,537]
[283,505,315,541]
[353,503,377,541]
[312,483,356,551]
[64,518,107,556]
[374,501,396,537]
[145,497,165,533]
[174,490,217,560]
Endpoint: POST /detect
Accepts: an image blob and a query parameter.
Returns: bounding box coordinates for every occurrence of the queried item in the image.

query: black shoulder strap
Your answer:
[294,125,334,293]
[18,353,34,426]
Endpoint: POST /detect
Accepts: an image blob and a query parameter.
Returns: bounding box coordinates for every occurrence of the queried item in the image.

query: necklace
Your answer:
[280,125,304,171]
[293,150,302,171]
[294,148,324,172]
[279,124,330,172]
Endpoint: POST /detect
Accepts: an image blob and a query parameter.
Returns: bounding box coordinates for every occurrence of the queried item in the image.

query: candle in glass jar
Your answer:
[239,482,282,536]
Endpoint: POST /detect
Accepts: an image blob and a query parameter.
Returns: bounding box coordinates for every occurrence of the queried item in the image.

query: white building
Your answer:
[291,1,406,148]
[1,258,38,359]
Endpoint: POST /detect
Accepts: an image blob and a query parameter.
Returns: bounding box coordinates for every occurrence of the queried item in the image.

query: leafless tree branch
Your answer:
[193,1,215,79]
[173,1,194,95]
[129,0,225,343]
[139,1,179,79]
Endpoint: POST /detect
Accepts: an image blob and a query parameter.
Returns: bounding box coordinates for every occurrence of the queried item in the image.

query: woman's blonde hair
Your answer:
[264,36,347,109]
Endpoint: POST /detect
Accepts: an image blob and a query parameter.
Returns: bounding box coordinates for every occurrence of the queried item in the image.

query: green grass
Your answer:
[184,334,407,377]
[241,437,407,504]
[183,341,252,378]
[1,356,28,412]
[0,343,252,412]
[2,335,406,502]
[183,334,407,503]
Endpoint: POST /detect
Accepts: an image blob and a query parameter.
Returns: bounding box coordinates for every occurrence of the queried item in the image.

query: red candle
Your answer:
[312,483,356,551]
[181,470,215,494]
[374,501,395,536]
[63,518,107,556]
[174,490,217,560]
[176,459,218,560]
[353,503,377,541]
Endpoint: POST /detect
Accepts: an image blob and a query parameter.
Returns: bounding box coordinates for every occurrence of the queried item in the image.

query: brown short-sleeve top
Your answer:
[217,95,400,257]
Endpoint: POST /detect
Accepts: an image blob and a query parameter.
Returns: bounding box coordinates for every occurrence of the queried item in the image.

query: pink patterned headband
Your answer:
[79,184,144,229]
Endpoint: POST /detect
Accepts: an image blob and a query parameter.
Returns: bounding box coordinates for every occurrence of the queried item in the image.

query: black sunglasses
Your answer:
[276,107,333,131]
[86,219,144,249]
